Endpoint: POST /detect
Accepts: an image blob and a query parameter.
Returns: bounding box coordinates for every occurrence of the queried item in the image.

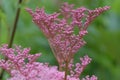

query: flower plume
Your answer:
[26,3,110,66]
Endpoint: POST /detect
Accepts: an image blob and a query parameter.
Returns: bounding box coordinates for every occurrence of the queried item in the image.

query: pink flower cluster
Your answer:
[0,45,97,80]
[0,2,110,80]
[26,3,110,66]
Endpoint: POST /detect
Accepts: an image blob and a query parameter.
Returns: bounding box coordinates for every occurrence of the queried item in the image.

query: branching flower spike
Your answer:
[26,3,110,69]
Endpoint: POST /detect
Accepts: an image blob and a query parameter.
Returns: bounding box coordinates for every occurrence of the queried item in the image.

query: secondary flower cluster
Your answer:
[26,3,110,67]
[0,45,97,80]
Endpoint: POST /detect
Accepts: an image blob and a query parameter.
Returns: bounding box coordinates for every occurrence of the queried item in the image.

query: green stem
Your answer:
[0,0,22,79]
[0,19,1,44]
[8,0,22,48]
[48,39,62,70]
[64,61,69,80]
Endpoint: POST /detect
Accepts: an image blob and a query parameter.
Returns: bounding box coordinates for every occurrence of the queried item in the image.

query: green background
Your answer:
[0,0,120,80]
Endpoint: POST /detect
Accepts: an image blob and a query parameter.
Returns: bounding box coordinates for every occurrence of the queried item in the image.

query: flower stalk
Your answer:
[8,0,22,48]
[0,19,1,44]
[64,61,69,80]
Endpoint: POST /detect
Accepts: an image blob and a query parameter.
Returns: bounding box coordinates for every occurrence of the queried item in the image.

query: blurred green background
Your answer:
[0,0,120,80]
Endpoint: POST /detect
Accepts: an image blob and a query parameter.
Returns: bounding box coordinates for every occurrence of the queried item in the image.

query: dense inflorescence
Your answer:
[0,45,97,80]
[26,3,110,67]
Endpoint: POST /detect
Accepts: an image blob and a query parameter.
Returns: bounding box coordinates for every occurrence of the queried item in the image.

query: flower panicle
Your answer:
[26,2,110,70]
